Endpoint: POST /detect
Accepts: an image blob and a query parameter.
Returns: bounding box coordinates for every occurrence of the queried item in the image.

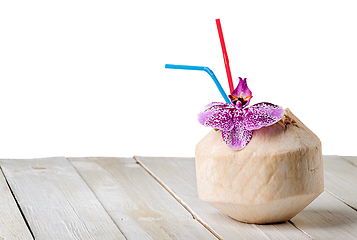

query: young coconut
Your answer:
[196,78,323,224]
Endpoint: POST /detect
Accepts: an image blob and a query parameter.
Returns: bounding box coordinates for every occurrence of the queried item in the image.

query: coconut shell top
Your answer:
[197,108,320,158]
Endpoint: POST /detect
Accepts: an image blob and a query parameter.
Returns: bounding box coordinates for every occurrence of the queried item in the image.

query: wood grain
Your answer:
[323,155,357,210]
[0,157,125,240]
[291,191,357,239]
[134,156,310,240]
[0,168,33,240]
[69,157,217,240]
[340,156,357,167]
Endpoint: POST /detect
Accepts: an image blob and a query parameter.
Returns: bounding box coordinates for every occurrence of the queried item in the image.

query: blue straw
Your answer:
[165,64,231,103]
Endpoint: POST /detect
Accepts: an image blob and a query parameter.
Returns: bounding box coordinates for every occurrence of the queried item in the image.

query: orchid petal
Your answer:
[203,102,234,112]
[198,108,234,131]
[244,102,284,131]
[229,77,253,107]
[198,102,235,131]
[197,111,214,125]
[221,109,253,150]
[232,77,252,99]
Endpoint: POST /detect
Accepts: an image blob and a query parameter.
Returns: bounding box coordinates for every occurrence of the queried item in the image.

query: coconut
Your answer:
[195,108,323,224]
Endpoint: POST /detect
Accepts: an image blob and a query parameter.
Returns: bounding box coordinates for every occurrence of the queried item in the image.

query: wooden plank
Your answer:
[134,156,310,240]
[69,157,217,240]
[291,191,357,239]
[0,168,33,240]
[340,156,357,167]
[323,155,357,209]
[0,157,125,240]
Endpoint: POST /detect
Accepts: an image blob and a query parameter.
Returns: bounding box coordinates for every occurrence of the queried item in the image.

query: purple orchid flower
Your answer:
[198,77,284,150]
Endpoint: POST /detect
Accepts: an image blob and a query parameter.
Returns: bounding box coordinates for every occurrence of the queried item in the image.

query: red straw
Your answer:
[215,19,234,94]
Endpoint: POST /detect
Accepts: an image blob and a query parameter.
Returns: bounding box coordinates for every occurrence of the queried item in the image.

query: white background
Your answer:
[0,0,356,158]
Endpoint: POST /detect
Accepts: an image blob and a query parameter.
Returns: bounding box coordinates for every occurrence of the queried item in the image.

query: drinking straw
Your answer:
[215,19,234,94]
[165,64,231,103]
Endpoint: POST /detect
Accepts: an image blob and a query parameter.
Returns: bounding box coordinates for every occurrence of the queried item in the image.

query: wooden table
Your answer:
[0,156,356,239]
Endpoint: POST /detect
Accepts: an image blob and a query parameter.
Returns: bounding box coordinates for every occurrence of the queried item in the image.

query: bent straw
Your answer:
[165,64,231,103]
[216,19,234,94]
